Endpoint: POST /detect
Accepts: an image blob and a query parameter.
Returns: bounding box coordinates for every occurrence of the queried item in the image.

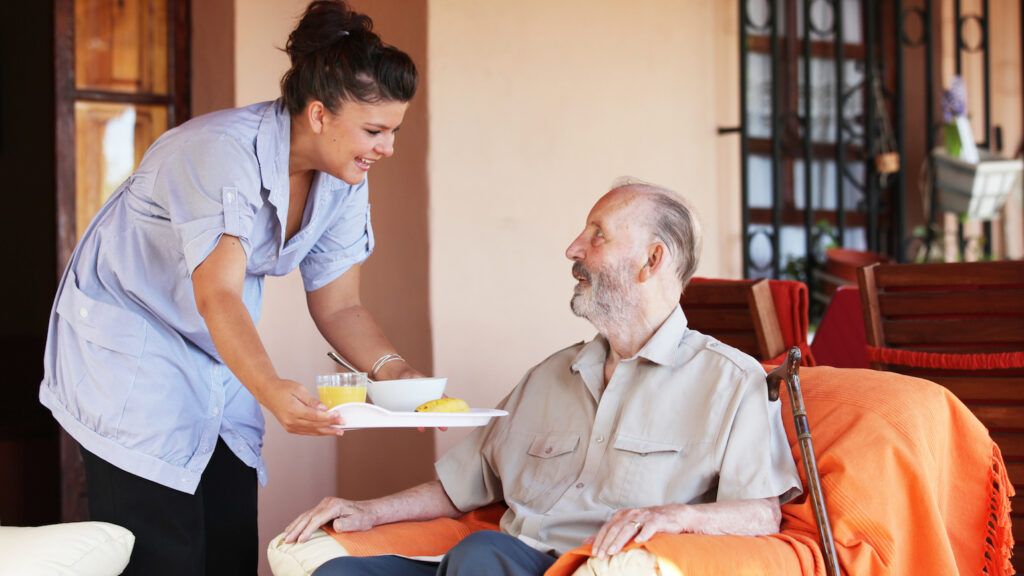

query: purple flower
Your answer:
[941,76,967,122]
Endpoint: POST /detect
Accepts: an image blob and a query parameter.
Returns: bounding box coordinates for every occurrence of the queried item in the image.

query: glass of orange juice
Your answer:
[316,373,367,408]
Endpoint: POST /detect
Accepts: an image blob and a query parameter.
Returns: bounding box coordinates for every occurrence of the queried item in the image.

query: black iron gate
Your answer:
[729,0,996,306]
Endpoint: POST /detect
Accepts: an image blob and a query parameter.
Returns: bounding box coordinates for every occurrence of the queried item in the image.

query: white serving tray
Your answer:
[329,402,507,430]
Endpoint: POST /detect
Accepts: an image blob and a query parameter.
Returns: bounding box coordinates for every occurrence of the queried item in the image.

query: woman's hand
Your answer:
[283,496,377,544]
[257,378,345,436]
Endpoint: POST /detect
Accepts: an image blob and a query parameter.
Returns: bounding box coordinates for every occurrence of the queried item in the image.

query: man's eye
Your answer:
[365,129,381,136]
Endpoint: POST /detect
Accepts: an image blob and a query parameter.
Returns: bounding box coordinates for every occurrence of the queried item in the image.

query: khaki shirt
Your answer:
[436,306,802,555]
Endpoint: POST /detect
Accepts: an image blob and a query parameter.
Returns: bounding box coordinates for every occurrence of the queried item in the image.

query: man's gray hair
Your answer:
[611,177,703,288]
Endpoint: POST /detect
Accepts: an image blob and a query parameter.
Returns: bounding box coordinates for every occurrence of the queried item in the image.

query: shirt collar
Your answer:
[570,335,608,374]
[570,304,689,372]
[637,305,689,367]
[255,99,291,207]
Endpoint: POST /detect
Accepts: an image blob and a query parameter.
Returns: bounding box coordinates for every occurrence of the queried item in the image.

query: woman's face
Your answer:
[317,99,410,185]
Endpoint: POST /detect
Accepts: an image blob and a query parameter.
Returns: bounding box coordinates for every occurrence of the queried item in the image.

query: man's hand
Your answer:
[589,498,782,558]
[283,497,377,544]
[257,378,345,436]
[590,504,687,558]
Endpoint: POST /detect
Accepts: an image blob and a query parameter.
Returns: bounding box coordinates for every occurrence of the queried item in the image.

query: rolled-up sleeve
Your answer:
[299,179,375,291]
[717,369,803,504]
[154,135,264,276]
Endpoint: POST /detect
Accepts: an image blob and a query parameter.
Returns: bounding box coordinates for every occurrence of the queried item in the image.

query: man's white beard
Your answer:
[570,259,641,332]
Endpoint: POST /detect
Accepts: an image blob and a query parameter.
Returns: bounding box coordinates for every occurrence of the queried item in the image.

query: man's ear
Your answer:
[638,243,666,282]
[306,100,327,134]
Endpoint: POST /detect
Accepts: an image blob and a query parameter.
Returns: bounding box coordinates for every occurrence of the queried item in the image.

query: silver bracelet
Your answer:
[371,353,404,379]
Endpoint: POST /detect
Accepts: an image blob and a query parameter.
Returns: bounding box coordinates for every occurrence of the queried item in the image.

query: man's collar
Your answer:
[570,304,689,372]
[637,305,689,367]
[255,99,291,207]
[570,334,608,374]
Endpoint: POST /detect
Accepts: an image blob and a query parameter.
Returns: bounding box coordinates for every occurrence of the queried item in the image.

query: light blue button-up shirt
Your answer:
[40,100,374,493]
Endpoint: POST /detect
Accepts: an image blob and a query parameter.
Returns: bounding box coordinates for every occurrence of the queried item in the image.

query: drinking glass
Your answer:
[316,372,367,408]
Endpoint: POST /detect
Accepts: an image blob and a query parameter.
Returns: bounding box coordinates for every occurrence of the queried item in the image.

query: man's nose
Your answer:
[565,236,585,260]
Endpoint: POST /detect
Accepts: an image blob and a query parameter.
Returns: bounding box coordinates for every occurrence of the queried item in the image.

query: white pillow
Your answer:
[571,548,662,576]
[267,529,349,576]
[0,522,134,576]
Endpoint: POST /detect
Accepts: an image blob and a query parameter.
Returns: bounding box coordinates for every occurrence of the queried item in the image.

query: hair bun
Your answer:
[280,0,418,113]
[285,0,374,62]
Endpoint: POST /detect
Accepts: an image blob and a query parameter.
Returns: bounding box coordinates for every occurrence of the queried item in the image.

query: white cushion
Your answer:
[571,548,662,576]
[267,529,349,576]
[0,522,134,576]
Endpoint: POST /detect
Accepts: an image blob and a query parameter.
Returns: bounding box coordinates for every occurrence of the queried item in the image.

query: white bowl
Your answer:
[366,377,447,412]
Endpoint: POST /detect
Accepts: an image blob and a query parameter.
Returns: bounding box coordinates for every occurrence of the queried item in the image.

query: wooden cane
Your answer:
[767,347,841,576]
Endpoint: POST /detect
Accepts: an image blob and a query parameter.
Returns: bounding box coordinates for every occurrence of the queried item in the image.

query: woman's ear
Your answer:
[638,244,666,282]
[306,100,327,134]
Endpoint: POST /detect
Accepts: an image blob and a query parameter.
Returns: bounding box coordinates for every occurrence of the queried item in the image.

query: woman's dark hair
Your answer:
[280,0,418,115]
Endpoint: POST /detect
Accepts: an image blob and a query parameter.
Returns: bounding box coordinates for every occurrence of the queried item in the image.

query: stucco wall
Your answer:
[225,1,736,572]
[232,1,434,573]
[427,0,734,455]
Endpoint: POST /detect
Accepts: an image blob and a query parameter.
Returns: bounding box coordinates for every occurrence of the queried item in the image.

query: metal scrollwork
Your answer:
[743,0,774,33]
[747,227,776,275]
[899,6,928,47]
[808,0,836,37]
[957,14,986,53]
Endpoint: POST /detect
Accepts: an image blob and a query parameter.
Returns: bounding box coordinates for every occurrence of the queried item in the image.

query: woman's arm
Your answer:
[192,234,343,435]
[306,264,423,380]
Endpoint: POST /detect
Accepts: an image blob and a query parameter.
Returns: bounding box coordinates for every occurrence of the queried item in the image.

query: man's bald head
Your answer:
[607,178,703,290]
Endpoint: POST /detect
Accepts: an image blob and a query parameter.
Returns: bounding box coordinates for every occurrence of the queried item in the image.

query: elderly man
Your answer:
[284,180,801,576]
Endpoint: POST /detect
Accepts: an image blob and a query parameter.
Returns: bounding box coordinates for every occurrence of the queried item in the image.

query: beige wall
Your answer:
[338,0,436,501]
[427,0,732,454]
[231,1,434,573]
[233,3,337,575]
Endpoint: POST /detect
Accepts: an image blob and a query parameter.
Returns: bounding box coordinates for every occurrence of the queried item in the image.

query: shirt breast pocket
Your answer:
[55,274,148,437]
[598,434,709,509]
[508,433,581,511]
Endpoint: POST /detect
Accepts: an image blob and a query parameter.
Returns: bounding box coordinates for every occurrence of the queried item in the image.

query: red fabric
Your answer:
[766,279,817,366]
[810,286,869,369]
[689,277,816,366]
[866,346,1024,370]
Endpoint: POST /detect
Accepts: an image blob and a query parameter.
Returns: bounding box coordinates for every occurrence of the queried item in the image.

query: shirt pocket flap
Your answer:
[612,435,684,456]
[56,273,147,357]
[527,434,580,459]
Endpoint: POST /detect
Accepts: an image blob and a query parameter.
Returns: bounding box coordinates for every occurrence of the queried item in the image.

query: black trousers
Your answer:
[80,438,258,575]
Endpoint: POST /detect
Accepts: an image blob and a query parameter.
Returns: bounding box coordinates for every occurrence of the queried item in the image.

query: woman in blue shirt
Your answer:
[39,1,420,573]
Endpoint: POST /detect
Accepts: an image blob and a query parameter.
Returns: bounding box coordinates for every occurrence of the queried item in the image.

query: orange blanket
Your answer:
[329,367,1015,575]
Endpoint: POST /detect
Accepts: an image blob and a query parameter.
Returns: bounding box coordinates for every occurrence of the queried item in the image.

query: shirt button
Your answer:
[576,482,585,489]
[544,447,553,454]
[224,191,235,203]
[79,307,88,318]
[596,436,605,443]
[212,407,219,416]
